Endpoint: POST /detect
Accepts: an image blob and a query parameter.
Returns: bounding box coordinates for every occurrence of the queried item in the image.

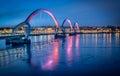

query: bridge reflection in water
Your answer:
[0,35,80,69]
[0,33,120,76]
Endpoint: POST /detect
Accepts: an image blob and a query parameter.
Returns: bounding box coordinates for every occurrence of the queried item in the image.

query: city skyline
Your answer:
[0,0,120,27]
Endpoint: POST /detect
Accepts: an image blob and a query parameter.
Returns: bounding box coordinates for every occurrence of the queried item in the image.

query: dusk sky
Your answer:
[0,0,120,27]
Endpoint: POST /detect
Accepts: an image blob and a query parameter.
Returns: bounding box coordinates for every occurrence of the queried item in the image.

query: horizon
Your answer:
[0,25,120,28]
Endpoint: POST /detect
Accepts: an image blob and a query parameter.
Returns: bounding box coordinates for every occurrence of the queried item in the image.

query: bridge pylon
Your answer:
[55,27,66,39]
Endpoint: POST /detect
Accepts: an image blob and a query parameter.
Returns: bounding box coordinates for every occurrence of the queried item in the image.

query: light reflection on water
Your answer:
[0,33,120,76]
[40,39,59,70]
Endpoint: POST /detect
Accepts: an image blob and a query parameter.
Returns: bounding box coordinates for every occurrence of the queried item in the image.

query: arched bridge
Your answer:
[74,22,80,33]
[12,9,60,39]
[7,8,80,44]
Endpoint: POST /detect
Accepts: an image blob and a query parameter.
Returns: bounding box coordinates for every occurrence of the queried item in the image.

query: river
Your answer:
[0,33,120,76]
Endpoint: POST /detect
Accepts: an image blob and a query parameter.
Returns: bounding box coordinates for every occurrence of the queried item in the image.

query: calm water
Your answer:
[0,33,120,76]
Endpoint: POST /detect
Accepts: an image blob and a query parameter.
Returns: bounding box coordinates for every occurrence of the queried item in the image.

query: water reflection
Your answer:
[75,35,80,59]
[75,35,80,48]
[0,34,118,68]
[40,39,59,70]
[102,33,112,47]
[0,34,120,76]
[65,36,73,66]
[25,44,36,67]
[115,33,119,44]
[30,35,54,43]
[0,46,27,67]
[60,35,81,66]
[95,34,98,46]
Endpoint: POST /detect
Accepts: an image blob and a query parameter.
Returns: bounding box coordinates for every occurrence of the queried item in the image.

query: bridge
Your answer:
[6,8,80,45]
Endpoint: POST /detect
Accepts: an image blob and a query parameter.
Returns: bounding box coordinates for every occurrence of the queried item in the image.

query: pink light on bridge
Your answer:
[62,18,73,30]
[26,9,59,29]
[74,22,80,32]
[27,13,36,23]
[75,22,80,30]
[67,19,73,30]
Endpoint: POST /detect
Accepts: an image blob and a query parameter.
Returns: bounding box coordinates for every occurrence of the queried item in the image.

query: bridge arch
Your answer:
[61,18,74,33]
[73,22,79,33]
[26,9,59,29]
[62,19,73,29]
[74,22,79,30]
[13,9,60,38]
[12,22,31,38]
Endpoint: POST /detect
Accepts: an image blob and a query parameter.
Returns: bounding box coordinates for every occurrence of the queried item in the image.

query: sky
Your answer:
[0,0,120,27]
